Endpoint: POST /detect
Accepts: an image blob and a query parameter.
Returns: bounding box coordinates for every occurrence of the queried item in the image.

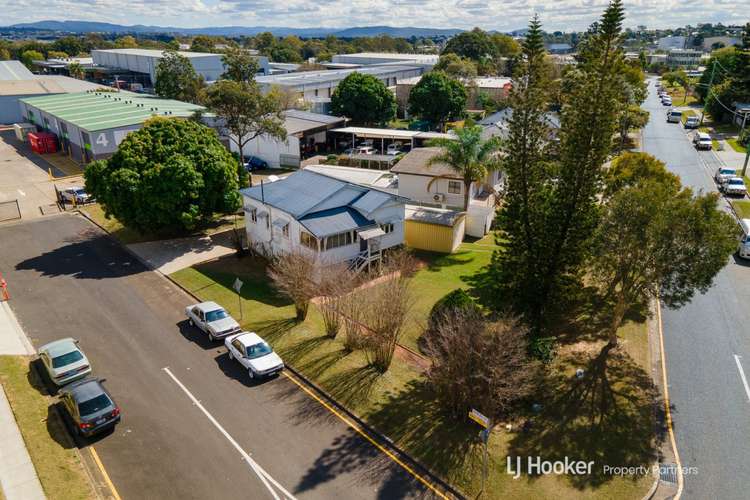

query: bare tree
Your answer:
[317,264,359,338]
[267,251,318,321]
[425,309,540,421]
[340,289,367,351]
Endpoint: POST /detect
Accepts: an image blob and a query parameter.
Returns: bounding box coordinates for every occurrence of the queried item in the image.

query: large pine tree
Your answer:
[484,16,554,321]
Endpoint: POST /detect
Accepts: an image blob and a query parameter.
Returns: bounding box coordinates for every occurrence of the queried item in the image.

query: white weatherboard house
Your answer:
[240,170,407,271]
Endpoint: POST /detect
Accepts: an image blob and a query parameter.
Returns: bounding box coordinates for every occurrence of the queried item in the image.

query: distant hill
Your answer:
[6,20,462,38]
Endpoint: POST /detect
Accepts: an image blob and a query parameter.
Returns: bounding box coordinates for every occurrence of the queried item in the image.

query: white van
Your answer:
[667,110,682,123]
[738,219,750,259]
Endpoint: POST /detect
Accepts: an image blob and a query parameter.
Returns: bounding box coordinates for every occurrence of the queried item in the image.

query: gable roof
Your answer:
[299,207,372,238]
[390,147,460,179]
[0,60,34,81]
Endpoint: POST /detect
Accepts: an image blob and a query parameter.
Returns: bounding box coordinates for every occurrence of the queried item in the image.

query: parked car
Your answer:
[722,176,747,196]
[684,116,700,129]
[738,219,750,259]
[661,97,672,106]
[354,146,375,155]
[386,143,402,155]
[692,132,713,150]
[186,302,241,341]
[225,332,284,380]
[59,378,120,437]
[59,186,91,205]
[667,110,682,123]
[715,167,738,184]
[243,156,269,171]
[38,338,91,387]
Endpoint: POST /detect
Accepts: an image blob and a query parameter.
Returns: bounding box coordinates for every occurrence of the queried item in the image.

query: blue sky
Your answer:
[2,0,748,31]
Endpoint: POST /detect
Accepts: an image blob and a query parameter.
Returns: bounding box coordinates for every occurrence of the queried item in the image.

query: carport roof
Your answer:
[19,91,205,132]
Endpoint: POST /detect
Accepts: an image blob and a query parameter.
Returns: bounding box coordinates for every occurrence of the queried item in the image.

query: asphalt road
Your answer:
[642,79,750,500]
[0,214,430,500]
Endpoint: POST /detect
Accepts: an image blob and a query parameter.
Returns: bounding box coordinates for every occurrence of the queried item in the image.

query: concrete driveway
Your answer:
[0,214,432,500]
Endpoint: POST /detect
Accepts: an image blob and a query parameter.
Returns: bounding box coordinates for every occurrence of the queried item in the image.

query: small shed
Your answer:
[404,205,465,254]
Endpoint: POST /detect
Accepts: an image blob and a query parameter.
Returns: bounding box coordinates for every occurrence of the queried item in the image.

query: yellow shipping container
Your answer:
[404,206,465,253]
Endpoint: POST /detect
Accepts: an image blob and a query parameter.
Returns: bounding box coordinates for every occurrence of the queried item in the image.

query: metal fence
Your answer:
[0,199,20,223]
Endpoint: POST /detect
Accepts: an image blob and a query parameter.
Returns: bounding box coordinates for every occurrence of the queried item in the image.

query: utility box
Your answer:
[13,122,36,142]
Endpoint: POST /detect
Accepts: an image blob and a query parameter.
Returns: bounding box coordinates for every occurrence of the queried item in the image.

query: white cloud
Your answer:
[1,0,748,31]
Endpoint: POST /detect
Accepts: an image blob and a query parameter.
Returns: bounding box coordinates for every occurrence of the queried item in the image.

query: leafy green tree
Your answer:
[114,36,138,49]
[154,50,204,103]
[190,35,215,53]
[490,33,522,58]
[331,73,396,125]
[68,62,85,80]
[408,71,466,126]
[617,105,649,150]
[484,15,554,326]
[603,152,680,198]
[51,36,83,57]
[536,0,628,330]
[638,50,648,70]
[20,50,44,69]
[203,80,286,184]
[46,50,69,60]
[0,48,9,61]
[592,169,736,346]
[270,45,303,63]
[442,28,496,62]
[221,46,259,82]
[434,53,478,78]
[427,125,501,211]
[84,118,241,234]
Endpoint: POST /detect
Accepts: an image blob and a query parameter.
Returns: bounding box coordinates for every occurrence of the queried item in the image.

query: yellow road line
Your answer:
[656,299,684,499]
[281,371,451,500]
[90,446,122,500]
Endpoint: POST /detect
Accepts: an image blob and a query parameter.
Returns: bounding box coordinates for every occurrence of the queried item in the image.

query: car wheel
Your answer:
[228,350,234,360]
[188,319,194,327]
[248,368,255,380]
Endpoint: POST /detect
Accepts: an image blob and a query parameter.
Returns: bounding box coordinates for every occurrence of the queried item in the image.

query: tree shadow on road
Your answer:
[508,344,663,489]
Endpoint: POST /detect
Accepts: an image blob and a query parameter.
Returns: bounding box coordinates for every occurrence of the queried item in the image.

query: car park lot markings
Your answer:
[734,355,750,404]
[162,367,296,500]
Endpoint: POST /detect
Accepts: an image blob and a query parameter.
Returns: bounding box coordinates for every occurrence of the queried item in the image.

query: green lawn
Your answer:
[733,200,750,219]
[0,356,94,500]
[727,138,747,154]
[170,244,655,500]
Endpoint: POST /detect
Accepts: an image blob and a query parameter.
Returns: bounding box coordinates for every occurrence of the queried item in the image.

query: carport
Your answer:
[331,126,454,154]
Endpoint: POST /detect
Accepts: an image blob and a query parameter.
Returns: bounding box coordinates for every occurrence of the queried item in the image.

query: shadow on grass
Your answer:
[413,250,479,276]
[253,317,298,343]
[508,344,663,489]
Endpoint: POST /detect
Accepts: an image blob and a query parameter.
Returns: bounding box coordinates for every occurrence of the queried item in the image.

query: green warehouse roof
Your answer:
[19,90,205,132]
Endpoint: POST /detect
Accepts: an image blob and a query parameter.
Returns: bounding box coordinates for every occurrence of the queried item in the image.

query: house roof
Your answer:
[282,109,346,135]
[0,60,34,81]
[0,76,103,97]
[303,165,398,192]
[299,206,372,238]
[405,205,464,227]
[19,90,204,132]
[390,147,460,179]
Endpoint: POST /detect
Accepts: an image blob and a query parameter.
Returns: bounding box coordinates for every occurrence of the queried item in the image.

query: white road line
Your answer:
[733,355,750,404]
[162,367,296,500]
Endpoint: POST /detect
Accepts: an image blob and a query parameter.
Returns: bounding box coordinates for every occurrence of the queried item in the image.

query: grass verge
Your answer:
[727,138,747,154]
[732,200,750,219]
[170,249,655,499]
[0,356,94,500]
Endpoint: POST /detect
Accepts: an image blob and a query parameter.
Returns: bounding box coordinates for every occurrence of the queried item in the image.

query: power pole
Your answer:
[699,59,716,126]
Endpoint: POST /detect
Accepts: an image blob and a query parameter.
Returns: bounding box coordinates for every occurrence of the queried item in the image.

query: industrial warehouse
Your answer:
[18,90,204,163]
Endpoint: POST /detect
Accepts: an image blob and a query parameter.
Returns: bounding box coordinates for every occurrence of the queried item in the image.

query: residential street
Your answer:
[642,78,750,500]
[0,214,430,500]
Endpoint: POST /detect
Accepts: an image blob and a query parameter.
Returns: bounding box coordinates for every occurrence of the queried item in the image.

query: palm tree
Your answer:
[427,125,502,211]
[68,62,85,80]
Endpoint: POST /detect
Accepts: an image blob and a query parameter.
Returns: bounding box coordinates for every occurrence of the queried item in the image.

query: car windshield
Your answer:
[205,309,229,322]
[729,179,744,185]
[78,393,112,416]
[246,342,272,359]
[73,189,86,195]
[52,350,83,368]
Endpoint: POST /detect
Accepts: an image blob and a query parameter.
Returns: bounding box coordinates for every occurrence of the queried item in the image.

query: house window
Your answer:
[448,181,462,194]
[380,223,394,234]
[248,208,257,223]
[300,231,318,250]
[325,231,354,250]
[282,223,290,239]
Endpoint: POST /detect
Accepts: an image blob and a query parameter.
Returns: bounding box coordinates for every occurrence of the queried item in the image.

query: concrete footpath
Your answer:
[0,301,46,500]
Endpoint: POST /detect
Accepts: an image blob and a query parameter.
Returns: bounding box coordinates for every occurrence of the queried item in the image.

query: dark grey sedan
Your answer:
[59,378,121,437]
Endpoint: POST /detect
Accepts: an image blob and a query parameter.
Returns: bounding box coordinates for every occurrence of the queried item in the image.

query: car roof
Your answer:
[39,338,78,357]
[194,301,223,313]
[697,132,711,139]
[235,331,265,347]
[65,379,108,402]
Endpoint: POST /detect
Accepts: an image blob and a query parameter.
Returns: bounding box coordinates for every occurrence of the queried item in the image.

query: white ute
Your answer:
[225,332,284,379]
[185,301,241,341]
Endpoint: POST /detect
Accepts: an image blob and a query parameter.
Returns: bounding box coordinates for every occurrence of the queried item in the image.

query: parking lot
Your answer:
[0,214,430,500]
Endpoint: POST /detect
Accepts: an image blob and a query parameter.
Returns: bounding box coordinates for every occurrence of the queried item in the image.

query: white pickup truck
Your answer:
[185,301,241,341]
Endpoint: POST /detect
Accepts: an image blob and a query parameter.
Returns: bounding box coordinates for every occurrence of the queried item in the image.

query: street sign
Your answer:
[469,408,491,429]
[233,278,243,293]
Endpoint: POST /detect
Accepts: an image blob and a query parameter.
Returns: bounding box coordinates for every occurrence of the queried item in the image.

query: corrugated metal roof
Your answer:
[351,190,392,216]
[405,205,463,227]
[92,48,220,59]
[0,61,34,81]
[256,65,419,87]
[282,109,345,135]
[0,79,65,96]
[19,91,204,132]
[299,207,372,238]
[390,147,460,178]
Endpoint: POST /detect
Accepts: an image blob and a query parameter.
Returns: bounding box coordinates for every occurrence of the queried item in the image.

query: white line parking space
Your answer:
[734,355,750,404]
[162,367,297,500]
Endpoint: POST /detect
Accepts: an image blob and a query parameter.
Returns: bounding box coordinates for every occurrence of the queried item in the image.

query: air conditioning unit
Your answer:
[432,193,445,203]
